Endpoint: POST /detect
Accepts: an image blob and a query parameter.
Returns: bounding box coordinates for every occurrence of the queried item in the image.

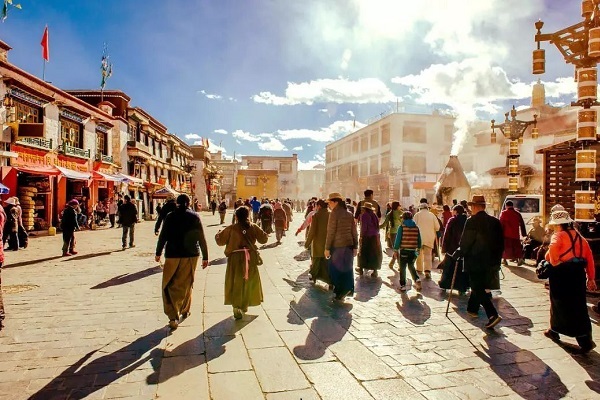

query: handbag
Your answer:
[536,260,552,279]
[239,225,264,266]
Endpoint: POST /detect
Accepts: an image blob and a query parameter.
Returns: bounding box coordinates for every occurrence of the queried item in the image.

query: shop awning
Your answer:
[14,165,61,176]
[116,173,144,184]
[0,183,9,194]
[93,171,124,182]
[152,186,180,198]
[56,166,91,181]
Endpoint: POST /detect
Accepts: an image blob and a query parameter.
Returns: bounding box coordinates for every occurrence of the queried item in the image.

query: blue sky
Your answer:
[0,0,581,168]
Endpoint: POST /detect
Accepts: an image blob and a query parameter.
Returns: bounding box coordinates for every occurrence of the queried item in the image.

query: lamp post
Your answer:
[491,106,538,193]
[533,1,600,221]
[258,174,269,199]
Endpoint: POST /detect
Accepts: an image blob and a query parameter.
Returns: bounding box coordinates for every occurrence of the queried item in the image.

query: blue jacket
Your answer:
[250,199,261,213]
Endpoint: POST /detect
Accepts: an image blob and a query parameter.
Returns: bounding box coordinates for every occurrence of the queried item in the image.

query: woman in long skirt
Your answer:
[438,205,469,294]
[215,207,268,319]
[542,207,596,353]
[324,193,358,301]
[357,201,382,277]
[305,199,330,285]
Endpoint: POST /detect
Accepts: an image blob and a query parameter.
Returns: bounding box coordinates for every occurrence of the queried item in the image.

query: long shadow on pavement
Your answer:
[353,275,382,303]
[29,327,167,400]
[63,251,113,262]
[4,255,64,269]
[475,332,569,399]
[90,266,163,289]
[569,349,600,395]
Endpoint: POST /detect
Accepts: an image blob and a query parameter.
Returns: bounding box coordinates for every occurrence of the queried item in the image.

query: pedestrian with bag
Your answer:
[454,195,504,329]
[118,195,138,250]
[156,194,209,331]
[538,206,596,353]
[215,206,268,319]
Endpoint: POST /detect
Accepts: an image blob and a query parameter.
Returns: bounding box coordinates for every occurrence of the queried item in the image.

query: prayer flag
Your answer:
[41,26,49,61]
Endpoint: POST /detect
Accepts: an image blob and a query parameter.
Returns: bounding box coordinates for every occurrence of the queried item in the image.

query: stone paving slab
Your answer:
[0,210,599,399]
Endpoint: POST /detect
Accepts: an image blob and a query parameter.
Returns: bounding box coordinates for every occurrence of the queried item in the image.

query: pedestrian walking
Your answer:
[357,201,382,277]
[438,205,469,294]
[499,200,527,266]
[455,195,504,329]
[61,199,79,256]
[155,194,209,331]
[282,200,293,231]
[393,211,422,291]
[218,200,227,224]
[305,199,330,285]
[0,204,6,331]
[413,203,440,279]
[215,206,268,319]
[108,198,118,228]
[379,201,402,269]
[273,201,287,243]
[155,195,176,235]
[258,201,273,234]
[250,197,261,223]
[325,192,358,301]
[540,206,596,353]
[118,195,138,250]
[354,189,382,220]
[211,198,217,215]
[2,197,19,250]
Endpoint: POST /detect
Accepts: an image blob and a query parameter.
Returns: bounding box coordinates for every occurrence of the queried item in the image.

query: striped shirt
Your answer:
[399,226,420,249]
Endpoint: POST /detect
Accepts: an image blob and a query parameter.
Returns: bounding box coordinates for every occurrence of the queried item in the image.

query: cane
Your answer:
[445,257,460,317]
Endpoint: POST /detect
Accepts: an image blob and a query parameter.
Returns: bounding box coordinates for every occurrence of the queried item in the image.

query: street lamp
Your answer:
[491,106,538,192]
[534,1,600,221]
[258,174,269,199]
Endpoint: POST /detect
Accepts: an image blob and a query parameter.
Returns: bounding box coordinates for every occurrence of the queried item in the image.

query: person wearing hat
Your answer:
[413,202,441,280]
[499,200,527,266]
[454,195,504,329]
[357,200,383,277]
[522,217,545,261]
[155,194,177,236]
[156,194,209,330]
[541,206,596,353]
[61,199,80,256]
[325,192,358,301]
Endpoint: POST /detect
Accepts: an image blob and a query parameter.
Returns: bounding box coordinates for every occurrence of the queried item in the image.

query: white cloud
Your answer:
[207,139,226,153]
[340,49,352,70]
[185,133,201,140]
[198,89,222,100]
[232,129,261,142]
[258,138,288,151]
[214,129,228,135]
[293,146,304,151]
[252,78,396,105]
[276,119,365,142]
[318,108,329,113]
[347,110,355,118]
[236,140,242,145]
[298,159,324,170]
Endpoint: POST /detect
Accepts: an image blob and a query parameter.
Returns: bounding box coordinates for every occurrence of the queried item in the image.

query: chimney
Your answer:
[531,80,545,108]
[0,41,12,62]
[436,155,471,205]
[98,101,116,116]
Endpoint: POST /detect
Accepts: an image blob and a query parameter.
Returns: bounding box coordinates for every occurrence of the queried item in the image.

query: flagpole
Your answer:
[42,60,45,81]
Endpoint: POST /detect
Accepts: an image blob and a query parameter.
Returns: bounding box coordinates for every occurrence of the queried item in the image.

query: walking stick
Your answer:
[445,257,460,317]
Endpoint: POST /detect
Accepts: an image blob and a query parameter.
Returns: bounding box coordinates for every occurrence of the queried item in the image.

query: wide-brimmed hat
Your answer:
[550,204,565,213]
[467,195,487,206]
[363,201,377,211]
[327,192,343,201]
[3,197,17,205]
[548,209,573,225]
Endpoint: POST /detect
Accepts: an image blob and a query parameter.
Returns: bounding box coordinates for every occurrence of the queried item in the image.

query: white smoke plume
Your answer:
[465,171,492,189]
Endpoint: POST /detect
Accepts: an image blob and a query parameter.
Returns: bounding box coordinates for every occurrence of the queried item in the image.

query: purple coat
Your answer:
[442,214,467,255]
[360,210,379,238]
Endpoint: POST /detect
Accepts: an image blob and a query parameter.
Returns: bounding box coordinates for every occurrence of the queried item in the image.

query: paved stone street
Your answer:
[0,211,599,399]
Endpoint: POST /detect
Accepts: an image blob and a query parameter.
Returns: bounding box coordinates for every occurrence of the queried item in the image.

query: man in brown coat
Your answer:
[305,199,330,285]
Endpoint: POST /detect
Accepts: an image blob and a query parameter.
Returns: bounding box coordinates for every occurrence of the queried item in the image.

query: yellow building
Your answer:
[237,169,278,200]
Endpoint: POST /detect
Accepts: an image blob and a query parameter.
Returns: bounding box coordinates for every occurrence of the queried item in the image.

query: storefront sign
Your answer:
[11,144,90,172]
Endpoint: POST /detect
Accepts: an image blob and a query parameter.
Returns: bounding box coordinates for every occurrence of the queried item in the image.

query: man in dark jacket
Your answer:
[118,195,138,250]
[155,194,209,330]
[61,199,79,256]
[354,189,382,220]
[455,195,504,329]
[155,196,177,235]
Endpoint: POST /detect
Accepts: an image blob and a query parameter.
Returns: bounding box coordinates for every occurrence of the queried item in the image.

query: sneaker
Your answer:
[485,315,502,329]
[467,311,479,318]
[425,271,431,280]
[168,320,179,330]
[399,285,407,292]
[414,280,422,291]
[543,329,560,342]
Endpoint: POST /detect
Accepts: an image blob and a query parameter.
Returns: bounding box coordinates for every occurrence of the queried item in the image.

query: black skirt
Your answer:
[358,235,382,271]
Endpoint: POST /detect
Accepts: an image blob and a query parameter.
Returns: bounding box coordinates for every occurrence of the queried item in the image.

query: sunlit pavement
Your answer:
[0,212,599,399]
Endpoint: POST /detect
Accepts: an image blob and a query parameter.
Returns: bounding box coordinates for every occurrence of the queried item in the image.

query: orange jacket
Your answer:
[545,229,595,280]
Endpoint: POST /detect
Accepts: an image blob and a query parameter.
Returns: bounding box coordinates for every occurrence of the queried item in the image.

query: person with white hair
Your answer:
[413,202,440,279]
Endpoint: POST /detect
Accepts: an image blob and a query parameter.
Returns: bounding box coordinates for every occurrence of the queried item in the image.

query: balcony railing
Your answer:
[95,152,113,164]
[127,140,150,154]
[61,143,90,159]
[15,137,53,150]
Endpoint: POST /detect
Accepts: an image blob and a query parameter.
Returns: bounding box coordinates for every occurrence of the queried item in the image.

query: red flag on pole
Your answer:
[40,26,49,61]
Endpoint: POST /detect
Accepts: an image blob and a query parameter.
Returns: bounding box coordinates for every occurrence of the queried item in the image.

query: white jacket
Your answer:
[413,209,440,247]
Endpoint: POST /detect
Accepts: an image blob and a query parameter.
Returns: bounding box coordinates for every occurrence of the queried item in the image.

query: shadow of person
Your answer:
[293,303,353,361]
[64,251,113,262]
[90,266,162,289]
[209,257,227,266]
[505,263,545,284]
[396,293,431,325]
[153,315,257,384]
[567,349,600,395]
[353,274,382,303]
[3,255,64,269]
[29,328,167,400]
[494,297,534,336]
[259,242,280,250]
[475,332,569,399]
[293,250,310,262]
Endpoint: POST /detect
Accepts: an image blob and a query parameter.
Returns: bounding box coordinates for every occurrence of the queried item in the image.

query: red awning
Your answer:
[13,165,61,176]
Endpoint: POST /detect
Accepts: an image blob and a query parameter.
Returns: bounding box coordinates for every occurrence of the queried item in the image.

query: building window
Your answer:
[370,129,379,149]
[15,101,40,123]
[381,124,390,145]
[352,138,359,154]
[381,152,390,172]
[248,162,262,169]
[159,143,163,158]
[360,134,368,152]
[60,118,82,148]
[402,152,427,173]
[96,131,107,155]
[280,162,292,173]
[444,125,454,142]
[350,162,358,178]
[359,160,368,177]
[370,156,379,175]
[403,122,426,143]
[245,177,258,186]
